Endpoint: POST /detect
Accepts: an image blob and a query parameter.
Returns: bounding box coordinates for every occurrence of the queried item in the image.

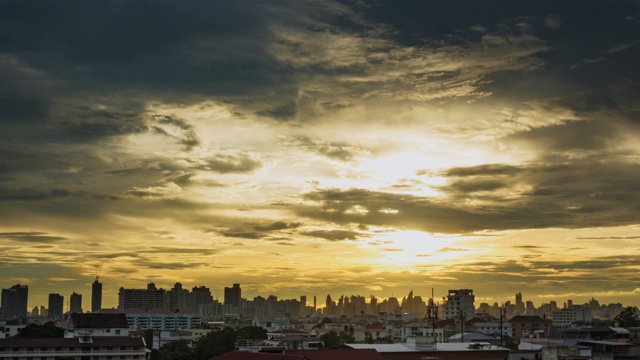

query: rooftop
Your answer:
[69,313,129,329]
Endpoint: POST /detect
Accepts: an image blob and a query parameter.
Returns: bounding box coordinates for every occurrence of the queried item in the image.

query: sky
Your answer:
[1,0,640,311]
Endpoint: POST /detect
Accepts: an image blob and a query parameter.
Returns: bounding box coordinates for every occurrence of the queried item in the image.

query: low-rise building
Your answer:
[347,335,509,360]
[0,336,148,359]
[509,315,549,339]
[474,322,513,337]
[123,308,202,330]
[64,312,130,338]
[264,328,322,350]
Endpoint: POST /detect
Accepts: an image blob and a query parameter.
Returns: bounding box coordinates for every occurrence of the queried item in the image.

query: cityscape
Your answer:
[0,280,630,324]
[2,0,640,359]
[2,280,638,359]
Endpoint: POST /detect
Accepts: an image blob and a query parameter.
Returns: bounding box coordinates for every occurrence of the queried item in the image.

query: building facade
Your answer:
[118,283,167,311]
[48,293,64,319]
[443,289,475,320]
[70,292,82,314]
[92,278,102,312]
[0,284,28,320]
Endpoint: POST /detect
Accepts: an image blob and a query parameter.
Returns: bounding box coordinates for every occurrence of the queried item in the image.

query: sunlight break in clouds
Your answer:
[0,0,639,308]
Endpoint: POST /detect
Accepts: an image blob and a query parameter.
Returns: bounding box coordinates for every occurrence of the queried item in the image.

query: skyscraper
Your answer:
[189,286,213,311]
[48,293,64,319]
[223,283,241,307]
[70,292,82,313]
[92,277,102,312]
[1,284,28,319]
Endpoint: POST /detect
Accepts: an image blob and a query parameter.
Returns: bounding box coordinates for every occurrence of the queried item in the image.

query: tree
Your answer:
[15,322,64,338]
[614,306,640,327]
[236,326,267,340]
[157,340,192,360]
[501,335,518,351]
[319,331,341,348]
[144,329,155,350]
[192,327,237,360]
[319,330,355,348]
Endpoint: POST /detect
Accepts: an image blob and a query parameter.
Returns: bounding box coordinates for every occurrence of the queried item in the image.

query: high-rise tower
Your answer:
[223,284,242,307]
[70,292,82,313]
[92,277,102,312]
[1,284,28,319]
[48,293,64,319]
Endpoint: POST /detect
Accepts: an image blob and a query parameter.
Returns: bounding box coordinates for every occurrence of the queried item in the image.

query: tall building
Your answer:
[189,286,213,311]
[48,293,64,319]
[224,284,241,307]
[515,292,524,315]
[118,283,167,311]
[1,284,28,319]
[70,292,82,313]
[443,289,475,320]
[91,277,102,312]
[166,283,190,311]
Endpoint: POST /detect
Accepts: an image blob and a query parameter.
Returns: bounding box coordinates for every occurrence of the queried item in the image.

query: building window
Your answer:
[115,330,121,335]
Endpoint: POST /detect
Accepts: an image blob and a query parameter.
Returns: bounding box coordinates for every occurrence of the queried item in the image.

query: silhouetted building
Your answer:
[1,284,28,319]
[92,277,102,312]
[167,282,189,311]
[224,283,242,306]
[189,285,213,311]
[48,293,64,319]
[118,283,167,311]
[70,292,82,313]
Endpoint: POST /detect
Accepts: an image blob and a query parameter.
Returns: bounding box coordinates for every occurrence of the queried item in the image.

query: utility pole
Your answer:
[460,307,464,343]
[499,304,506,347]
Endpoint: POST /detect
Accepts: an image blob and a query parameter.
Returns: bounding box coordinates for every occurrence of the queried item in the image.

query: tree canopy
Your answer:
[614,306,640,327]
[15,322,64,338]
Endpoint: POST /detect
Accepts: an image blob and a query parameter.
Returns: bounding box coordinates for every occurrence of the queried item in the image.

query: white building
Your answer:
[0,323,26,339]
[124,308,202,330]
[64,313,130,338]
[399,322,446,343]
[443,289,475,320]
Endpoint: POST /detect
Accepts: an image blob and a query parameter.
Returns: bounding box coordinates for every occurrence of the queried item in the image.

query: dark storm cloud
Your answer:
[151,115,200,150]
[302,229,363,241]
[200,155,262,174]
[140,261,209,271]
[442,179,509,193]
[507,120,622,151]
[0,1,281,96]
[299,156,640,233]
[58,106,148,140]
[220,231,263,240]
[284,136,361,162]
[576,236,640,240]
[220,221,301,240]
[441,164,522,177]
[0,187,120,202]
[253,221,301,232]
[0,232,67,243]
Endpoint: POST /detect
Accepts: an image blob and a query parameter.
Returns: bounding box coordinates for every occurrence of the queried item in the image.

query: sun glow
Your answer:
[366,230,465,265]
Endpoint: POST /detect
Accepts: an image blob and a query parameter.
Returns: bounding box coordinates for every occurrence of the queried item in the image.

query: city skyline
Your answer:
[1,1,640,309]
[2,280,633,313]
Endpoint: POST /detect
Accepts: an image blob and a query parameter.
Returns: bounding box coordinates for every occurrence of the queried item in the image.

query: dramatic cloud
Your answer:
[1,0,639,308]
